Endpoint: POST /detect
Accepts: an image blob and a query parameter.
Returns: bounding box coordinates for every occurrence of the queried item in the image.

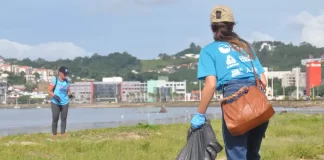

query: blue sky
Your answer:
[0,0,323,60]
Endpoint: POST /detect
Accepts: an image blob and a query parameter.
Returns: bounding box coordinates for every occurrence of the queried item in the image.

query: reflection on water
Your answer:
[0,106,323,137]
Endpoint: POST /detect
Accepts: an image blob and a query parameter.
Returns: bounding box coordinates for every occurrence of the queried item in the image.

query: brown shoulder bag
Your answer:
[221,55,275,136]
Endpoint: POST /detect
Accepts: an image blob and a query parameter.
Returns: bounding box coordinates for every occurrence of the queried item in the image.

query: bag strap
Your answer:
[247,45,261,87]
[250,59,260,87]
[53,76,58,91]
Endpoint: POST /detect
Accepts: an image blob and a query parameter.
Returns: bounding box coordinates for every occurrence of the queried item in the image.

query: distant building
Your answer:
[93,82,121,103]
[69,76,186,103]
[147,80,186,102]
[121,81,147,102]
[71,77,153,103]
[180,54,200,59]
[259,42,276,51]
[0,79,7,103]
[264,67,306,88]
[281,68,306,88]
[70,82,94,104]
[102,77,123,83]
[0,63,55,83]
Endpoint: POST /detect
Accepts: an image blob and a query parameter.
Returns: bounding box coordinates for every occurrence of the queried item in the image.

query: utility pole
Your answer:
[296,67,300,100]
[184,79,187,101]
[269,68,274,99]
[312,85,315,99]
[271,74,274,98]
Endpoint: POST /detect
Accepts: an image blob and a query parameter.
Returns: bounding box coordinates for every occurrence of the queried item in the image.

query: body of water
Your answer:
[0,106,323,137]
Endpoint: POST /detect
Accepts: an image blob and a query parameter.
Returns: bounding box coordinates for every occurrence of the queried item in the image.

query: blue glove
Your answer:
[191,113,206,129]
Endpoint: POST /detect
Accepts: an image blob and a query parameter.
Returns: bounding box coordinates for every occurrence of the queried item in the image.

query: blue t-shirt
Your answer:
[50,77,70,105]
[197,41,265,91]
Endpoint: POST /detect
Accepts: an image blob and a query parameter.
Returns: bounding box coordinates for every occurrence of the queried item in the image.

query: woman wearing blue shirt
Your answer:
[47,66,72,137]
[190,5,269,160]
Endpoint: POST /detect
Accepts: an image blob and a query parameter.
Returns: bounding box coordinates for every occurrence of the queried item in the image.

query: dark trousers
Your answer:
[222,79,269,160]
[51,102,69,135]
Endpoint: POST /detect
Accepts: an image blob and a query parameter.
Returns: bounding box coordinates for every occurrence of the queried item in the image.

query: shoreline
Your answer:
[1,100,324,109]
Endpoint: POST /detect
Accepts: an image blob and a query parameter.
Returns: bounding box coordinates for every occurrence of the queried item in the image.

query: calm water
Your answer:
[0,106,323,136]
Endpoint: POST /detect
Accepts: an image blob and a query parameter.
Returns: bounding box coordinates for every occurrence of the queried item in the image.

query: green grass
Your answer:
[1,113,324,160]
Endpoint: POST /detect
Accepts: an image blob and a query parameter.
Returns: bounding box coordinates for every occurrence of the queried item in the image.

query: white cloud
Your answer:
[244,31,275,43]
[0,39,89,61]
[288,11,324,47]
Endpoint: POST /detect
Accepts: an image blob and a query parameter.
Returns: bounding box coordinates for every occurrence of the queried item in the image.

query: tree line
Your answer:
[3,41,324,93]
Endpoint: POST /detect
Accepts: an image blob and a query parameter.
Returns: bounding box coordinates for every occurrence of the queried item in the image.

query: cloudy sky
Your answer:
[0,0,323,60]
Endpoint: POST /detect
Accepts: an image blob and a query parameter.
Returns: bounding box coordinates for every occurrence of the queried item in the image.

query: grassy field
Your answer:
[1,113,324,160]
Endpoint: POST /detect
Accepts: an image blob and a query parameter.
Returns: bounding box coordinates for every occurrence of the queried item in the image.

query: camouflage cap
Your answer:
[210,5,234,23]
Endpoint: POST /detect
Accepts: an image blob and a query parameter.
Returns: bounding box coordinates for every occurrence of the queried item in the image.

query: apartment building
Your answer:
[281,68,306,88]
[0,62,55,83]
[264,67,306,87]
[93,82,121,103]
[70,82,94,104]
[165,81,186,95]
[0,78,7,103]
[147,80,186,102]
[121,81,147,102]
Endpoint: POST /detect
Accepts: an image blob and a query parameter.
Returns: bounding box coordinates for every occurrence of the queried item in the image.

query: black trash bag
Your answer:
[176,120,223,160]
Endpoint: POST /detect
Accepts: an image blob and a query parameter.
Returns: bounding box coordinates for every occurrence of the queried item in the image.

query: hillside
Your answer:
[141,59,197,72]
[3,41,324,83]
[253,41,324,70]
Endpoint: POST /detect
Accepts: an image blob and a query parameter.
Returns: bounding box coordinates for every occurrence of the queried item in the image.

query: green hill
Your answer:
[3,41,324,83]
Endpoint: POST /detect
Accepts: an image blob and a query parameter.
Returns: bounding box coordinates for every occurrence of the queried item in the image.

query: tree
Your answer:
[5,41,324,86]
[34,72,40,82]
[6,71,26,85]
[314,85,324,97]
[174,43,202,57]
[285,86,297,97]
[18,95,30,104]
[25,83,37,92]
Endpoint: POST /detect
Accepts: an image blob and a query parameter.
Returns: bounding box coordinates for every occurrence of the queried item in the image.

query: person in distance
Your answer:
[190,5,268,160]
[47,66,73,138]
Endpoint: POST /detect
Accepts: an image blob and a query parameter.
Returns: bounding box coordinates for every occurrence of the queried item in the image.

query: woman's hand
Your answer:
[68,93,74,98]
[191,113,206,129]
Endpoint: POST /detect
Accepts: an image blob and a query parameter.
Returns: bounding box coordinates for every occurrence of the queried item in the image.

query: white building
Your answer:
[263,67,291,79]
[181,54,200,59]
[264,67,306,88]
[259,42,276,51]
[281,68,306,88]
[102,77,123,83]
[147,80,187,102]
[164,81,187,95]
[121,81,147,102]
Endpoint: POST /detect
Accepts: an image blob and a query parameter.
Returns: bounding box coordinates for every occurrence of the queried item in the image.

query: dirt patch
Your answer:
[5,141,39,146]
[80,132,150,142]
[114,132,149,140]
[317,155,324,159]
